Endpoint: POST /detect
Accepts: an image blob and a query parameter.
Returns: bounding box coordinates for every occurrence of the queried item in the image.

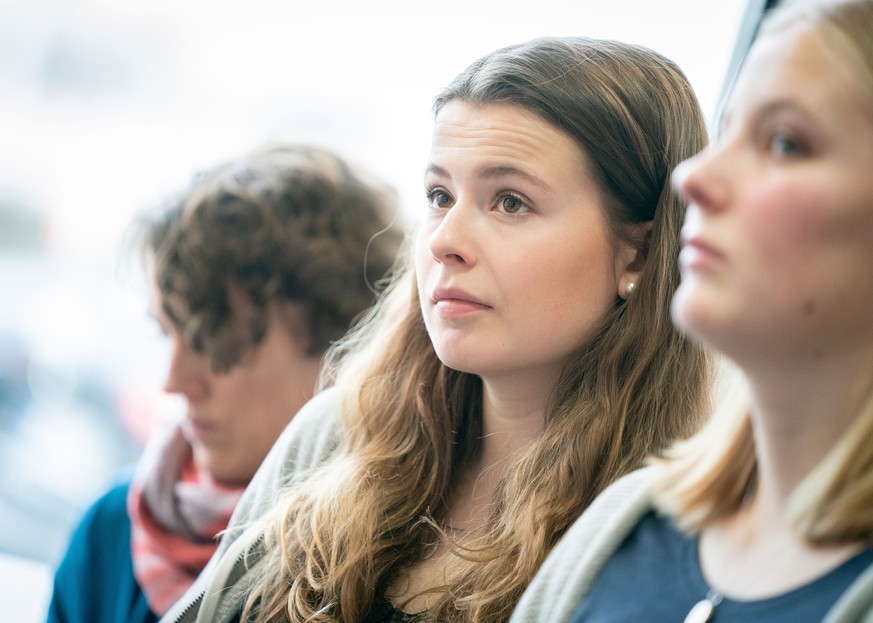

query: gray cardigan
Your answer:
[508,469,873,623]
[159,388,344,623]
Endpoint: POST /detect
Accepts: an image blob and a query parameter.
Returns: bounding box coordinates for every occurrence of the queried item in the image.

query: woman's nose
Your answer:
[672,146,730,214]
[426,201,477,267]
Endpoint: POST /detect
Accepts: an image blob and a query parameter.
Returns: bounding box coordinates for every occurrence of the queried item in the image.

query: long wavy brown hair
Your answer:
[243,36,712,622]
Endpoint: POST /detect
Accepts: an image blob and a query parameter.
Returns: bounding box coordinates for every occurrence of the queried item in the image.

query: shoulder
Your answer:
[47,478,145,623]
[61,478,133,557]
[239,387,342,513]
[509,468,655,623]
[88,480,132,522]
[272,386,344,476]
[228,386,343,532]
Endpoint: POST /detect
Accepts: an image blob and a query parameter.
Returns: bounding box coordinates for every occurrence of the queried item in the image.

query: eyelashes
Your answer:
[496,192,529,215]
[425,187,453,210]
[767,131,809,159]
[424,186,532,216]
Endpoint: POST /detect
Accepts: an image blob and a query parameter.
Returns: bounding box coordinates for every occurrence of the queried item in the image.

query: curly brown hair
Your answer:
[136,142,404,372]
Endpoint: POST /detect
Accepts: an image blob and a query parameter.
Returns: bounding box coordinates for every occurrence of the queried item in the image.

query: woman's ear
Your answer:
[616,221,652,300]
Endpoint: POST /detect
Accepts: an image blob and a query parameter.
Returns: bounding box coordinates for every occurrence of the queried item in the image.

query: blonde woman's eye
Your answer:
[770,133,806,158]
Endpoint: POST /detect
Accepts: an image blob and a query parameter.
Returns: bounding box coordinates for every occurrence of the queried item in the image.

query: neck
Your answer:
[479,377,548,468]
[694,344,873,600]
[445,376,547,531]
[741,343,873,505]
[385,375,551,609]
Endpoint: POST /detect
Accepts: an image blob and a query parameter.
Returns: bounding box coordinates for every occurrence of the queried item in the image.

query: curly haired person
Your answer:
[46,142,404,623]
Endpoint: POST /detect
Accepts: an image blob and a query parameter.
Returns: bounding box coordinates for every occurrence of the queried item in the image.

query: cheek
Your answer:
[523,239,616,326]
[743,180,826,269]
[209,375,250,417]
[737,175,865,324]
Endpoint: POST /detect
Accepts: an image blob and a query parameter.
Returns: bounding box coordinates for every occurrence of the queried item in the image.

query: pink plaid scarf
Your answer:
[127,420,244,615]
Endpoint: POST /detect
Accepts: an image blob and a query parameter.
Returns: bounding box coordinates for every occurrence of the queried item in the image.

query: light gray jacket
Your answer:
[509,469,873,623]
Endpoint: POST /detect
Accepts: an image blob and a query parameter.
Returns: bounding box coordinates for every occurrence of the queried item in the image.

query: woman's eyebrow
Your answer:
[476,165,549,189]
[424,162,548,189]
[424,163,450,179]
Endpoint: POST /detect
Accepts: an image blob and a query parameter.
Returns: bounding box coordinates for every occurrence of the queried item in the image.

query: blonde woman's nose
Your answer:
[672,148,730,214]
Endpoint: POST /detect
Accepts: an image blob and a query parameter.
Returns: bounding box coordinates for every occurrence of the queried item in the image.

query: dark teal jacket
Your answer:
[46,479,158,623]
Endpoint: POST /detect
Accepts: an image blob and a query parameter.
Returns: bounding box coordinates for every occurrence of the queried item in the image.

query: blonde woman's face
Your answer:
[671,25,873,366]
[415,101,638,395]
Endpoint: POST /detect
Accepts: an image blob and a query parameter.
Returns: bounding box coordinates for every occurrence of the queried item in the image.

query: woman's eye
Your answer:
[770,133,806,158]
[498,193,528,214]
[426,189,453,210]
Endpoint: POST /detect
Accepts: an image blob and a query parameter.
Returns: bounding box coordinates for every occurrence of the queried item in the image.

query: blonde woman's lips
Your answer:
[679,235,724,271]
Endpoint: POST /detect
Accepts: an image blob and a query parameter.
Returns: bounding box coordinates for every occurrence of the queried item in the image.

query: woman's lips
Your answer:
[679,236,724,271]
[432,287,492,319]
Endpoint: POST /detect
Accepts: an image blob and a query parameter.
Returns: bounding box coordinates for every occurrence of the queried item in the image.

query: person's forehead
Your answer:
[726,25,870,124]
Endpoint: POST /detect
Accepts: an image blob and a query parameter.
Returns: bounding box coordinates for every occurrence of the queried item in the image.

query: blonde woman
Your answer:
[509,1,873,621]
[161,36,712,623]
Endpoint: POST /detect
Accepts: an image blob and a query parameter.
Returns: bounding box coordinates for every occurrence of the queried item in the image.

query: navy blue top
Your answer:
[45,479,158,623]
[570,510,873,622]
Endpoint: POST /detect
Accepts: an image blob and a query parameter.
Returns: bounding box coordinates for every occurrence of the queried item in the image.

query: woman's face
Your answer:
[671,24,873,366]
[415,101,638,393]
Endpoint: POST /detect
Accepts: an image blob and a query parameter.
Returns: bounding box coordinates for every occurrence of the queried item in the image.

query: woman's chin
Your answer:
[670,287,717,345]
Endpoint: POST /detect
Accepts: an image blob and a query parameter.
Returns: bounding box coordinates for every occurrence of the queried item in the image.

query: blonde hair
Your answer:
[654,0,873,546]
[244,36,712,623]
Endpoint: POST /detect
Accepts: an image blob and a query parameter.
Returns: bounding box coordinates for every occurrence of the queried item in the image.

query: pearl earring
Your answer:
[625,282,636,296]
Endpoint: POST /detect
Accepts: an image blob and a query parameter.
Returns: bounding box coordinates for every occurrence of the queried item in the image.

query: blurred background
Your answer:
[0,0,747,618]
